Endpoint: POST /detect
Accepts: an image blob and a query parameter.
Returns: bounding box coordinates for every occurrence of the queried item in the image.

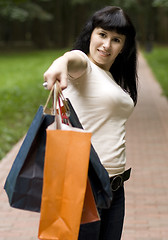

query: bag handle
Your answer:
[43,82,70,130]
[43,81,69,118]
[43,84,55,113]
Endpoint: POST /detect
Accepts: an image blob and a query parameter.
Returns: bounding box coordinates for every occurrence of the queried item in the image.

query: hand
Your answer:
[43,56,68,90]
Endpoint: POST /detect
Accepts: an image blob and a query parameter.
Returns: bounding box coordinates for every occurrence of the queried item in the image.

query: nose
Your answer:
[103,38,111,49]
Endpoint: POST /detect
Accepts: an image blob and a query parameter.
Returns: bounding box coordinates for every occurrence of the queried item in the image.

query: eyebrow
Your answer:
[113,35,124,39]
[98,29,107,34]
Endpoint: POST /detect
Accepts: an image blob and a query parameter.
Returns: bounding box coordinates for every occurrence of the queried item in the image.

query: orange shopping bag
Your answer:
[38,127,92,240]
[38,83,99,240]
[81,178,100,225]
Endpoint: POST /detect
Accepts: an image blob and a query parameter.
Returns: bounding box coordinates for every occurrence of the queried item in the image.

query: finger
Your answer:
[43,73,55,90]
[59,74,68,90]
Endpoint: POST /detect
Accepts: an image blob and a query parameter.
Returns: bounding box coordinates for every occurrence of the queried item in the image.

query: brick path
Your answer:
[123,53,168,240]
[0,53,168,240]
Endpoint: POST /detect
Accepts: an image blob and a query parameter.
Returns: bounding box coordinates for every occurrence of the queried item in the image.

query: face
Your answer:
[88,27,126,71]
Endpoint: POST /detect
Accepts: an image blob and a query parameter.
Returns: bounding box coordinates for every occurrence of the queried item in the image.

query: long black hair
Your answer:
[73,6,138,105]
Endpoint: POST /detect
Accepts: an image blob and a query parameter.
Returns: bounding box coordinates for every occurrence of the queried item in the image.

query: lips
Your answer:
[98,49,111,57]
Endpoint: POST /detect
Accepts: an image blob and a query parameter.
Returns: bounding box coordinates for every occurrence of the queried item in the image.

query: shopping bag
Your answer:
[4,88,55,212]
[38,128,92,240]
[81,178,100,225]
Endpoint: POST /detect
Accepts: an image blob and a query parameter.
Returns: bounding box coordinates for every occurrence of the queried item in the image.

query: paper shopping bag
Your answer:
[4,106,54,212]
[81,178,100,225]
[38,129,92,240]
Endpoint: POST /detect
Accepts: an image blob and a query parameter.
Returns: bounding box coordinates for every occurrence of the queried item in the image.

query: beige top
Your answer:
[63,50,134,177]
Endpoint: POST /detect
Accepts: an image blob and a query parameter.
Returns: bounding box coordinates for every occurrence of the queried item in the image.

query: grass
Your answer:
[0,49,67,160]
[143,45,168,98]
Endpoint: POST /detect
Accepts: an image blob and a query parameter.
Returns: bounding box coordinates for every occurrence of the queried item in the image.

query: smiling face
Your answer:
[88,27,126,71]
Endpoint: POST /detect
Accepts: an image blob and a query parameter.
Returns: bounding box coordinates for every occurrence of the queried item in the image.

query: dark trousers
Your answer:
[78,186,125,240]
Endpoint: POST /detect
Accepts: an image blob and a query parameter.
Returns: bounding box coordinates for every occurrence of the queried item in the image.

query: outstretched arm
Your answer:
[43,50,87,90]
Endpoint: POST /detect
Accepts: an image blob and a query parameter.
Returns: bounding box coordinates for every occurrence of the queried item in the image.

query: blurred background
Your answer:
[0,0,168,50]
[0,0,168,160]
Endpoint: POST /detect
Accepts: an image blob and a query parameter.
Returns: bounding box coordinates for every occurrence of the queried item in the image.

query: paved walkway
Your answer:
[0,53,168,240]
[123,53,168,240]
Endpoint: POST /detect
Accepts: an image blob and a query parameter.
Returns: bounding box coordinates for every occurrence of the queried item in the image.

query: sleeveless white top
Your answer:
[63,50,134,177]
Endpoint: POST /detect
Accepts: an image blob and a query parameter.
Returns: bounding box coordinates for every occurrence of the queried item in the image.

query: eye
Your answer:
[99,32,106,38]
[113,38,121,43]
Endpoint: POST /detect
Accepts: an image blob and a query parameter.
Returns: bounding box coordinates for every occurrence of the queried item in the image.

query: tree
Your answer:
[0,0,168,48]
[153,0,168,7]
[0,0,53,21]
[0,0,53,47]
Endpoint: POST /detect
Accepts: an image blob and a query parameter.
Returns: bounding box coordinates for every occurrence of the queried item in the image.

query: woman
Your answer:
[44,6,138,240]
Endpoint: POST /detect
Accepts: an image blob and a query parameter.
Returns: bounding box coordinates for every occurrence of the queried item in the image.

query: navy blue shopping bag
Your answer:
[4,106,54,212]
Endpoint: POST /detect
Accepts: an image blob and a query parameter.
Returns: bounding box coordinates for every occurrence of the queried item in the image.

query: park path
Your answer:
[123,53,168,240]
[0,52,168,240]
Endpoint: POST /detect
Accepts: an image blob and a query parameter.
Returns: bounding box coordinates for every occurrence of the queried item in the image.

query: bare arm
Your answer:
[43,50,87,90]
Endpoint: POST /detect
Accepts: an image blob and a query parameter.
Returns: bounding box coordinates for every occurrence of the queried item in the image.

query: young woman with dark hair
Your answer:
[73,6,137,105]
[43,6,138,240]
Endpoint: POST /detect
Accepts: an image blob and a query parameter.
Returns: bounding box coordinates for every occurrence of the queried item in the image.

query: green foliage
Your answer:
[0,49,66,160]
[143,46,168,98]
[152,0,168,7]
[111,0,137,8]
[21,2,53,21]
[71,0,89,4]
[0,0,53,21]
[0,1,28,21]
[70,0,138,8]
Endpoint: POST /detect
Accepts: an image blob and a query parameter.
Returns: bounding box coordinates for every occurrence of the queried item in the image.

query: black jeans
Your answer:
[78,186,125,240]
